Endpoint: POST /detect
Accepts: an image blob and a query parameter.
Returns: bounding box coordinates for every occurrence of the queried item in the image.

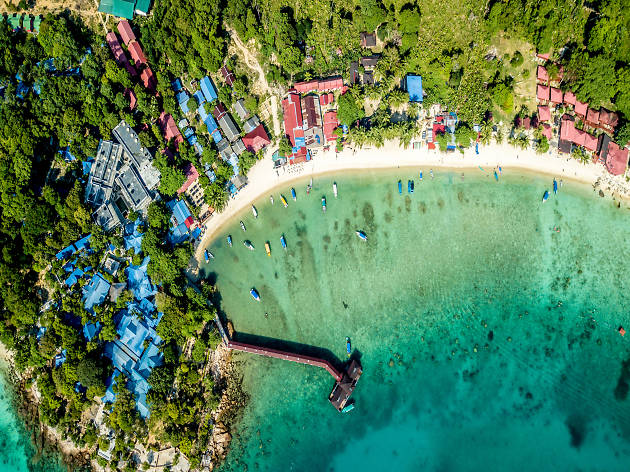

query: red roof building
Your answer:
[323,111,339,142]
[583,132,598,152]
[537,66,548,83]
[586,108,600,125]
[320,92,334,106]
[125,88,137,110]
[140,67,156,91]
[541,123,552,139]
[288,146,310,165]
[106,32,136,77]
[117,20,135,45]
[538,105,551,122]
[294,80,319,94]
[523,116,531,130]
[318,77,344,91]
[537,52,551,61]
[127,40,147,66]
[564,91,577,106]
[177,163,200,195]
[574,100,588,117]
[537,84,550,102]
[213,103,227,120]
[599,108,619,131]
[242,124,271,153]
[220,65,235,87]
[549,87,563,104]
[159,112,184,147]
[281,92,304,147]
[606,142,629,175]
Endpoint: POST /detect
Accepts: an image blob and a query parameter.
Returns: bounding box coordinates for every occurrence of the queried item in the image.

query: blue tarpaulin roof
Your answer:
[54,349,67,367]
[406,75,423,102]
[83,273,111,311]
[55,234,92,260]
[82,160,93,175]
[187,134,198,146]
[83,322,101,341]
[124,219,143,254]
[212,130,222,143]
[65,267,85,287]
[179,98,190,114]
[171,78,182,92]
[194,142,203,155]
[198,104,208,122]
[183,127,194,138]
[126,257,156,300]
[200,76,217,103]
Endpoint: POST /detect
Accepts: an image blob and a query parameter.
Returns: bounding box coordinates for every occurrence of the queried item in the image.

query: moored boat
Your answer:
[265,241,271,256]
[244,240,255,250]
[252,205,258,218]
[280,195,288,208]
[553,178,558,194]
[346,337,351,357]
[204,250,210,262]
[322,196,326,212]
[494,170,498,181]
[270,195,274,205]
[410,180,414,193]
[398,180,402,194]
[227,235,233,247]
[407,180,411,193]
[280,234,287,250]
[250,288,260,301]
[419,171,423,181]
[240,221,246,232]
[355,230,367,241]
[341,403,355,413]
[207,251,214,260]
[291,187,297,201]
[333,182,338,198]
[542,190,549,202]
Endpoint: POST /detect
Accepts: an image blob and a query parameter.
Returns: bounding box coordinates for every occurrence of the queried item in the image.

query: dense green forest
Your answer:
[0,0,629,468]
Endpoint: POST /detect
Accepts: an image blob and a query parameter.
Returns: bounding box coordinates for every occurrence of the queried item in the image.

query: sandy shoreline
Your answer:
[193,140,630,265]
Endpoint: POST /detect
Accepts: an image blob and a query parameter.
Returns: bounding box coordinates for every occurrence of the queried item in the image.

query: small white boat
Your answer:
[270,195,274,205]
[333,182,338,198]
[252,205,258,218]
[244,240,255,250]
[322,196,326,212]
[240,221,246,232]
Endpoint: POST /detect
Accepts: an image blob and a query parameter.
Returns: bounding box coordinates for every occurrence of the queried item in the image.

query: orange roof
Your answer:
[536,84,550,101]
[583,133,598,151]
[294,80,319,94]
[537,66,548,82]
[549,87,563,104]
[117,20,135,45]
[564,90,577,106]
[538,105,551,122]
[127,40,147,65]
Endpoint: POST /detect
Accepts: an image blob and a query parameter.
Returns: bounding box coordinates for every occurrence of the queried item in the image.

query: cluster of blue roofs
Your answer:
[172,76,221,155]
[123,219,143,254]
[166,199,200,245]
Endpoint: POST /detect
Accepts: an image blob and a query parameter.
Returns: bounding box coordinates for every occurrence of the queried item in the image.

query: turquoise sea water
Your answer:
[0,367,64,472]
[203,169,630,471]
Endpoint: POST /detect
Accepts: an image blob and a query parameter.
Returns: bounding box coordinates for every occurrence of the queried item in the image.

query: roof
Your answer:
[360,56,379,69]
[158,112,183,146]
[126,88,137,110]
[538,105,551,122]
[599,108,618,129]
[564,90,577,106]
[536,84,550,101]
[233,99,249,120]
[200,76,218,103]
[323,111,339,142]
[220,65,235,86]
[302,95,322,129]
[574,100,588,116]
[232,138,246,155]
[598,134,611,160]
[213,103,227,120]
[288,146,310,165]
[360,32,376,47]
[177,163,199,194]
[537,66,548,83]
[606,142,628,175]
[586,108,600,125]
[583,132,598,151]
[134,0,151,14]
[537,52,551,61]
[242,124,270,153]
[282,92,304,147]
[218,114,240,142]
[541,123,552,139]
[98,0,135,19]
[127,40,147,65]
[549,87,563,104]
[243,116,260,134]
[83,273,112,311]
[349,61,359,84]
[106,32,133,71]
[406,75,423,102]
[117,20,135,45]
[318,77,344,91]
[294,79,319,94]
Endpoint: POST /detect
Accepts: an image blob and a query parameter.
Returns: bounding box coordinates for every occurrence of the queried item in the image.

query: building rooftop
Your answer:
[98,0,135,19]
[536,65,548,83]
[549,87,563,104]
[323,110,339,142]
[86,140,123,207]
[538,105,551,122]
[541,123,552,139]
[220,65,235,86]
[360,32,376,48]
[127,40,147,65]
[282,92,304,147]
[606,142,629,175]
[536,84,550,101]
[177,163,199,195]
[117,20,135,45]
[242,124,270,153]
[94,202,125,231]
[233,99,249,120]
[116,165,151,211]
[575,100,588,116]
[564,90,576,106]
[218,114,241,142]
[243,115,261,134]
[406,75,423,102]
[200,76,218,103]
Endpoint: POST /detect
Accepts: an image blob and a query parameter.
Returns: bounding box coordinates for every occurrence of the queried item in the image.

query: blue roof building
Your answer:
[83,273,111,311]
[166,200,194,245]
[406,75,423,102]
[55,234,92,260]
[200,76,218,103]
[171,78,182,92]
[212,130,222,144]
[193,90,205,106]
[205,115,219,135]
[83,322,101,341]
[177,91,190,114]
[126,257,156,300]
[65,267,85,287]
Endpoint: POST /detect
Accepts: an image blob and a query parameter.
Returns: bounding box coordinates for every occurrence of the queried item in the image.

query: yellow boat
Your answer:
[280,195,288,208]
[265,241,271,256]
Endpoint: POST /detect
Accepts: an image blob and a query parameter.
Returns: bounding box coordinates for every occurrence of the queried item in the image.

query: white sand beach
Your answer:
[193,141,630,265]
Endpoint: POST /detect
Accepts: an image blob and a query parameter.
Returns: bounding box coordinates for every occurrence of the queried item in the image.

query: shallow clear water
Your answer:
[0,367,65,472]
[203,169,630,471]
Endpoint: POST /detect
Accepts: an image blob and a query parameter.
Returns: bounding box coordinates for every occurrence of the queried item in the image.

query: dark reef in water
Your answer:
[614,357,630,401]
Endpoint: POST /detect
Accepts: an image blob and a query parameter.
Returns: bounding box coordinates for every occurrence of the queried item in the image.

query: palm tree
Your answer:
[388,89,407,108]
[495,127,504,144]
[479,121,493,145]
[205,183,229,212]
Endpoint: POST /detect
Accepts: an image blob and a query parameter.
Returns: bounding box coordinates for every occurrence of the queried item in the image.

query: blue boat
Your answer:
[342,403,355,413]
[410,180,414,193]
[494,170,498,181]
[355,230,367,241]
[419,171,423,181]
[542,190,549,202]
[346,337,351,357]
[407,180,411,193]
[398,180,402,194]
[291,187,297,201]
[553,178,558,194]
[204,250,209,262]
[322,196,326,212]
[250,288,260,301]
[280,234,287,250]
[227,235,233,247]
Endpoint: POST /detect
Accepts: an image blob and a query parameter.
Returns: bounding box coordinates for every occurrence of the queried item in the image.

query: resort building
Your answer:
[360,32,376,48]
[220,65,235,87]
[177,164,205,207]
[116,165,152,212]
[406,75,423,102]
[98,0,150,19]
[233,99,249,121]
[302,94,324,149]
[323,111,340,143]
[242,124,271,153]
[243,115,261,134]
[113,121,160,190]
[218,113,241,142]
[294,77,344,94]
[117,20,135,45]
[200,76,218,103]
[127,41,147,66]
[106,32,137,76]
[85,140,123,207]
